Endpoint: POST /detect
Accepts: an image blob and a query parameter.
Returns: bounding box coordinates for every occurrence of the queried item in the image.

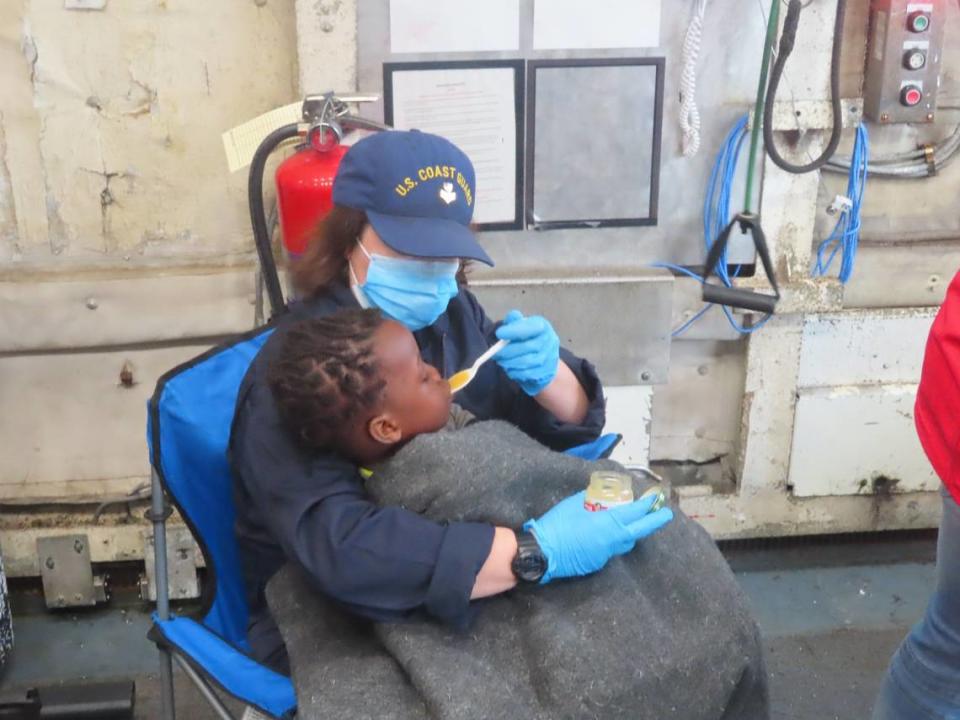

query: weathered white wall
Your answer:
[0,343,212,503]
[0,0,298,270]
[0,0,367,576]
[651,339,746,463]
[788,310,939,497]
[0,1,299,542]
[295,0,356,95]
[0,0,369,577]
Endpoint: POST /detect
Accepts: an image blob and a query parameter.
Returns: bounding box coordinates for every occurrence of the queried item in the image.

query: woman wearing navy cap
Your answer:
[230,130,672,672]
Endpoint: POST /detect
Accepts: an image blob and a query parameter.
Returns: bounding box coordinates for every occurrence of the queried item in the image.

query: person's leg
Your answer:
[873,485,960,719]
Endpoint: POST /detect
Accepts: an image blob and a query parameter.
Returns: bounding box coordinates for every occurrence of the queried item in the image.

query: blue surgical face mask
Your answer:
[350,241,460,331]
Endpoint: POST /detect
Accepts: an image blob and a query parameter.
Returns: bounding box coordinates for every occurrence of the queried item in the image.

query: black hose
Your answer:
[248,123,300,317]
[763,0,846,174]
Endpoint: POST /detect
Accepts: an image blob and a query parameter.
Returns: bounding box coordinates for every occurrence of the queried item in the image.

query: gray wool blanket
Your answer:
[266,421,769,720]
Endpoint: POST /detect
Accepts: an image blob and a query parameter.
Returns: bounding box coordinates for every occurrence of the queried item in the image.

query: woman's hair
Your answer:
[291,205,368,298]
[267,308,388,451]
[291,204,473,299]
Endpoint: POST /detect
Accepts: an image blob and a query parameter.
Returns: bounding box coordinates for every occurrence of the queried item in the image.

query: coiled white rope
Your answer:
[679,0,708,157]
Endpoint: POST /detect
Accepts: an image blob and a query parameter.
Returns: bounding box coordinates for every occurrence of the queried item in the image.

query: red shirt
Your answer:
[915,269,960,504]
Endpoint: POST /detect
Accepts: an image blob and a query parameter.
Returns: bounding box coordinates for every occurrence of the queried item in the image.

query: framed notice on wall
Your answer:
[383,60,525,230]
[526,58,665,230]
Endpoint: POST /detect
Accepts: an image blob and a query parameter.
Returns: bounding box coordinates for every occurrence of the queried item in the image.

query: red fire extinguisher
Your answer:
[274,133,349,258]
[249,94,388,317]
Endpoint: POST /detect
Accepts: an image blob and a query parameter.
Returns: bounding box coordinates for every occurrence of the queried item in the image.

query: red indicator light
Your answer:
[901,86,923,106]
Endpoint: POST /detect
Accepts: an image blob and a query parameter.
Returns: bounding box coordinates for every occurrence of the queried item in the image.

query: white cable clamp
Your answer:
[826,194,853,216]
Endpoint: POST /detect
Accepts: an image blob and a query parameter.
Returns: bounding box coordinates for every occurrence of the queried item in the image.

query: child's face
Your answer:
[374,319,452,438]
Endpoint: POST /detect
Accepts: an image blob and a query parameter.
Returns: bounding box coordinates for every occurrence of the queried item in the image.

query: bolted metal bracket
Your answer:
[139,527,200,603]
[300,92,380,125]
[37,535,110,609]
[300,91,390,152]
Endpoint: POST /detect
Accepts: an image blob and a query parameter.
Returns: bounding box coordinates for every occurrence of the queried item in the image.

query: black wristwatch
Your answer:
[512,530,548,584]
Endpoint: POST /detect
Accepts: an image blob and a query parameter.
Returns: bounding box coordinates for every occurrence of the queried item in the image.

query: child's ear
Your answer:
[368,413,402,445]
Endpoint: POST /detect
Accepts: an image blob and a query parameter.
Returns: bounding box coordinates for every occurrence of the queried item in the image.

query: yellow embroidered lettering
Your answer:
[456,172,473,206]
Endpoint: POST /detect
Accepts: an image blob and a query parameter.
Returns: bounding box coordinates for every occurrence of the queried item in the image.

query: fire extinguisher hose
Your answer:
[249,122,300,318]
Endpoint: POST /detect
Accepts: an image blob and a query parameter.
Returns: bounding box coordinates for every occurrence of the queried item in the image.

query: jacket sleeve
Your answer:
[916,270,960,492]
[463,289,606,450]
[232,379,494,628]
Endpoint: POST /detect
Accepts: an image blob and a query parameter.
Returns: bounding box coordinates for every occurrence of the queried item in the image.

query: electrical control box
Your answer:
[864,1,946,124]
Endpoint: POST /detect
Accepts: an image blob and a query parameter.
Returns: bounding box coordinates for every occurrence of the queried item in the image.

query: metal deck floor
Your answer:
[0,533,938,720]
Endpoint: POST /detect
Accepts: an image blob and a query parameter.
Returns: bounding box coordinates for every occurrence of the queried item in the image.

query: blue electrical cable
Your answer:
[670,303,713,338]
[651,261,705,284]
[813,123,868,283]
[649,261,715,337]
[705,116,772,334]
[704,116,749,288]
[650,260,770,337]
[659,117,867,337]
[653,114,770,337]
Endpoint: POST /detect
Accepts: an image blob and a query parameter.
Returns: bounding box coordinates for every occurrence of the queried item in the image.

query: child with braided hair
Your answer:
[268,308,468,466]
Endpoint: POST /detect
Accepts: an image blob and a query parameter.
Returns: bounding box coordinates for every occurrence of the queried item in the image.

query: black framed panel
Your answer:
[525,58,665,230]
[383,59,525,231]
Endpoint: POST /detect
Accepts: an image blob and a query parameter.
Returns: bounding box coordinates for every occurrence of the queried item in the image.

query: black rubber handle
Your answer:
[702,284,778,314]
[701,213,780,315]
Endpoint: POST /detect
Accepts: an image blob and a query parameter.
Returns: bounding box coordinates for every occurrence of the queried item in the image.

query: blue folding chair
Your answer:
[146,326,296,720]
[145,319,622,719]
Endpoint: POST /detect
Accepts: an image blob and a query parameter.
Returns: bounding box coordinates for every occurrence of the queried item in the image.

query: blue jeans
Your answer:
[873,486,960,720]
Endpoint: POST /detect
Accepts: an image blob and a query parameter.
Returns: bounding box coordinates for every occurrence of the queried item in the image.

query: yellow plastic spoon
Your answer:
[448,339,510,393]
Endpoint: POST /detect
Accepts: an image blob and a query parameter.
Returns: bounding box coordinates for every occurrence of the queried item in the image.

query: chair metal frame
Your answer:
[151,469,243,720]
[149,468,180,719]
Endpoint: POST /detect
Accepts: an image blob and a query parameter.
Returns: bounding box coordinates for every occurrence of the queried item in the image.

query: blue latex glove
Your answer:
[494,310,560,396]
[524,491,674,584]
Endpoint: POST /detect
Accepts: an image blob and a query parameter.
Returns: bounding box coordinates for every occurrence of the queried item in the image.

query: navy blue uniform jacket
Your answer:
[229,280,606,664]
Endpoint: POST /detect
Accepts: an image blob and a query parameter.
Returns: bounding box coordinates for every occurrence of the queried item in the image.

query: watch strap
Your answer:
[512,530,547,584]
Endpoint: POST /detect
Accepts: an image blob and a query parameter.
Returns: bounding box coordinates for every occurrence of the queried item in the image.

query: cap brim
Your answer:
[366,211,494,266]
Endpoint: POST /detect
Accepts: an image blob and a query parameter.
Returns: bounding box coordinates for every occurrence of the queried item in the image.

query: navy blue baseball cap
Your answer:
[332,130,493,266]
